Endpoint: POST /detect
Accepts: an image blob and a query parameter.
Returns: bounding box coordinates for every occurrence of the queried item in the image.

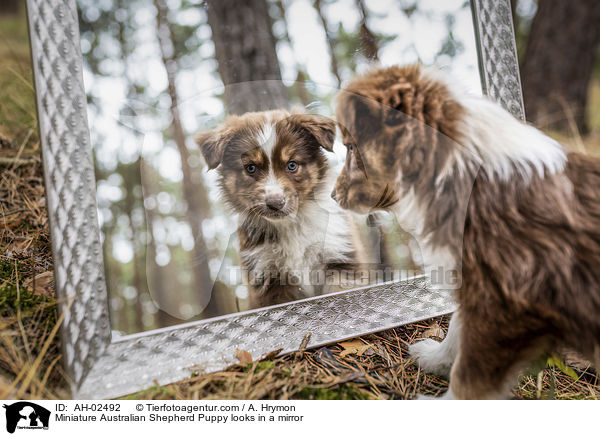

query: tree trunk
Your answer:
[154,0,219,317]
[144,194,181,328]
[510,0,519,37]
[205,0,288,114]
[113,2,157,331]
[294,70,312,107]
[121,162,146,332]
[521,0,600,133]
[273,0,313,107]
[0,0,19,14]
[313,0,342,87]
[103,221,130,332]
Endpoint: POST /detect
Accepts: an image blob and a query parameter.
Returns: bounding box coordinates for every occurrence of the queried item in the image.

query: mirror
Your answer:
[76,0,481,335]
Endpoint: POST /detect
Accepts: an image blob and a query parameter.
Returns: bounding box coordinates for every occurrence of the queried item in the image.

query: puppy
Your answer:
[332,64,600,399]
[196,110,357,308]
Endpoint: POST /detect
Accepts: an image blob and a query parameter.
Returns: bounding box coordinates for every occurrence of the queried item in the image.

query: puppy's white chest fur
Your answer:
[390,189,457,286]
[245,199,353,296]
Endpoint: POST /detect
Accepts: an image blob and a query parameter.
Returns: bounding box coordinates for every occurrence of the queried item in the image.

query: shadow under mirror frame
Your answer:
[26,0,524,399]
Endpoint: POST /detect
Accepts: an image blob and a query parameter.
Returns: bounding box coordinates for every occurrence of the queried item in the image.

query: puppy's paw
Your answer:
[409,339,453,377]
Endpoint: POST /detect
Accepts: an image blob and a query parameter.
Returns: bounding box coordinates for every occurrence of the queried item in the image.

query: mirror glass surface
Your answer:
[76,0,481,335]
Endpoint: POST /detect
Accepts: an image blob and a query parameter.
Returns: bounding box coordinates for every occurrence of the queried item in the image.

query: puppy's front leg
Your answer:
[409,311,461,377]
[247,272,306,309]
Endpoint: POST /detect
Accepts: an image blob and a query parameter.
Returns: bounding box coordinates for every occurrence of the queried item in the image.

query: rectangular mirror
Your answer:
[26,0,524,398]
[81,0,488,336]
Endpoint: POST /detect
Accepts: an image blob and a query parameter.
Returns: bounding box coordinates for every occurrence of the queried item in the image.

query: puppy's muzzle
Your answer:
[265,194,286,211]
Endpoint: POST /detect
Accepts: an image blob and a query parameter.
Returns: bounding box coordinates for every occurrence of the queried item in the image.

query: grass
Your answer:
[0,10,38,149]
[0,260,67,399]
[0,11,598,400]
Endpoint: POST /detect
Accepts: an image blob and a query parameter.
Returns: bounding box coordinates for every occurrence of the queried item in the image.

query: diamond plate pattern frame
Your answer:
[26,0,111,387]
[471,0,526,120]
[26,0,524,399]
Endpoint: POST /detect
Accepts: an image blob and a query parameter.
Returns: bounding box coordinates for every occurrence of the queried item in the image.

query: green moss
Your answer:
[120,384,177,400]
[251,361,276,373]
[0,259,54,318]
[295,385,370,400]
[0,259,16,282]
[240,360,277,373]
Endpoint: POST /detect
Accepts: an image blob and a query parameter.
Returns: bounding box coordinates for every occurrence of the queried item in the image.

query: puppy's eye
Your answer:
[287,161,298,172]
[347,144,354,153]
[245,164,257,174]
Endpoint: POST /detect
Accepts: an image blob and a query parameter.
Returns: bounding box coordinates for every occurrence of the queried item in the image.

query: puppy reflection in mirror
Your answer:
[196,110,359,308]
[331,64,600,399]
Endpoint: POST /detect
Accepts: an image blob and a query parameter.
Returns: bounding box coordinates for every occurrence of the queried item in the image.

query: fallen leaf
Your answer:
[422,323,445,341]
[235,349,253,364]
[23,271,54,297]
[363,346,376,356]
[339,339,373,357]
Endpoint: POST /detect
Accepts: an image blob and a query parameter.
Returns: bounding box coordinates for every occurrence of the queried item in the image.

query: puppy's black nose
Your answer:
[265,194,286,211]
[330,189,337,201]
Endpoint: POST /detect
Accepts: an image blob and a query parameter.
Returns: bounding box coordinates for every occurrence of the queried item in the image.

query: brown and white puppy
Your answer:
[332,64,600,399]
[196,110,356,308]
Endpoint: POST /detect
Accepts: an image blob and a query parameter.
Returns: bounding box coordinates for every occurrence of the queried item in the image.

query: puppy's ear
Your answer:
[195,130,225,169]
[288,114,336,152]
[337,94,381,141]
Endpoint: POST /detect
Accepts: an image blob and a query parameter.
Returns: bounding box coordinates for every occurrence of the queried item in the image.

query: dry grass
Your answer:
[0,11,598,401]
[0,10,67,401]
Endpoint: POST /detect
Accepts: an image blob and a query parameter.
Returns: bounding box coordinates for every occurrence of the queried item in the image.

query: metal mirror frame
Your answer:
[26,0,524,399]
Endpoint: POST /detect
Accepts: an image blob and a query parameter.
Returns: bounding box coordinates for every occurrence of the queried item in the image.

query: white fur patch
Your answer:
[257,116,285,199]
[457,96,567,181]
[390,187,458,277]
[256,117,276,154]
[409,312,461,377]
[391,185,425,236]
[420,68,567,183]
[264,174,284,197]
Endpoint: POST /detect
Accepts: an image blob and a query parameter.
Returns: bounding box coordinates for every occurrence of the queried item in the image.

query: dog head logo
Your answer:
[3,402,50,433]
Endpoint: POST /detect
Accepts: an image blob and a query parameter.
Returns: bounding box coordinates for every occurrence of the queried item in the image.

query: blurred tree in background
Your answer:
[154,0,234,321]
[205,0,288,113]
[0,0,19,15]
[515,0,600,134]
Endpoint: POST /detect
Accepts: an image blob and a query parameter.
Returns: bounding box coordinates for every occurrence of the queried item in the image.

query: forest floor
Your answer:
[1,12,599,400]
